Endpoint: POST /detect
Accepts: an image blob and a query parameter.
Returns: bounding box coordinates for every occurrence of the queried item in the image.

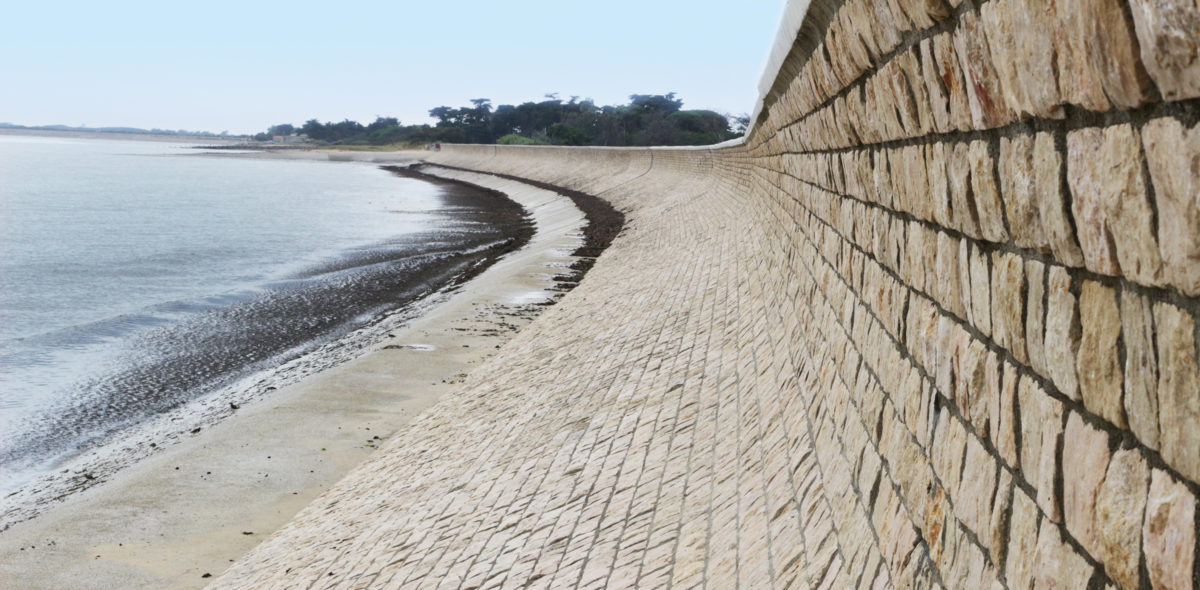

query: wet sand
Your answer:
[0,165,589,589]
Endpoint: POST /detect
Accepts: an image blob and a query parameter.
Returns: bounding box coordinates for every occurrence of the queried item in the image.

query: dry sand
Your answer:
[0,165,585,589]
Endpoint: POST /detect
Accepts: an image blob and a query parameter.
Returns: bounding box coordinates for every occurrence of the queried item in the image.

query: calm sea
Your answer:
[0,135,521,498]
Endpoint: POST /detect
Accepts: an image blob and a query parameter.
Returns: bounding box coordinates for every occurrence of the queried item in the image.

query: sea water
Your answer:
[0,135,517,499]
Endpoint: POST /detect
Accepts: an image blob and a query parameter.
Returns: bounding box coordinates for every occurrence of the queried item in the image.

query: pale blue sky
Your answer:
[1,1,787,135]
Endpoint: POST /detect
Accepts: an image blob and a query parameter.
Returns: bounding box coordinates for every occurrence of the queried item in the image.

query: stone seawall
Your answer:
[214,0,1199,587]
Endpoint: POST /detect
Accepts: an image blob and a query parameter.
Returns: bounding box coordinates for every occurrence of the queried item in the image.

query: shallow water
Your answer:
[0,136,525,495]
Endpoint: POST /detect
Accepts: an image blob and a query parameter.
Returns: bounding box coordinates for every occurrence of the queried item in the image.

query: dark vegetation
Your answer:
[253,94,748,147]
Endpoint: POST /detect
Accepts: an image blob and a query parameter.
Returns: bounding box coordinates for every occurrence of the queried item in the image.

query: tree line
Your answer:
[253,94,747,147]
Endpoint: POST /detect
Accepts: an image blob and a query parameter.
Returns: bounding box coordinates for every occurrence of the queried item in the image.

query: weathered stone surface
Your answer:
[992,252,1028,364]
[919,38,953,134]
[989,469,1013,568]
[949,142,980,237]
[1120,290,1160,450]
[992,362,1020,468]
[932,33,973,132]
[1095,449,1149,590]
[957,437,999,541]
[1068,125,1164,286]
[999,134,1049,251]
[1153,302,1200,484]
[1019,375,1064,521]
[1033,133,1085,268]
[1078,281,1126,427]
[968,244,993,338]
[896,0,950,29]
[953,12,1016,129]
[1025,260,1049,377]
[969,141,1010,243]
[1034,517,1096,588]
[1009,0,1066,118]
[1054,0,1154,110]
[1128,0,1200,100]
[1142,117,1200,296]
[937,231,966,320]
[1044,266,1081,401]
[1054,0,1118,110]
[1006,487,1041,590]
[1143,470,1197,590]
[1062,412,1111,558]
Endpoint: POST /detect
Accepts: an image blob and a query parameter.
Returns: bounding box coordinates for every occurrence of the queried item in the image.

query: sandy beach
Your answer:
[0,163,590,589]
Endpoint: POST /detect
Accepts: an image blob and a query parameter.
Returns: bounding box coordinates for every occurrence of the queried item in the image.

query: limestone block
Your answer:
[955,340,993,432]
[844,0,882,61]
[1143,117,1200,296]
[1153,302,1200,484]
[1006,487,1041,590]
[933,33,973,132]
[925,483,952,564]
[1019,375,1064,521]
[835,9,873,76]
[999,134,1049,251]
[920,38,953,134]
[1068,125,1163,286]
[901,146,931,220]
[991,362,1020,467]
[1143,469,1197,590]
[1128,0,1200,100]
[884,57,922,138]
[956,436,999,541]
[1054,0,1154,110]
[991,251,1028,364]
[958,239,975,326]
[953,12,1016,129]
[989,470,1013,568]
[1044,266,1081,401]
[932,407,968,493]
[969,244,992,337]
[1033,133,1086,268]
[937,232,966,319]
[948,142,980,237]
[980,1,1025,119]
[1077,281,1127,427]
[1062,412,1111,558]
[1120,291,1160,450]
[1095,449,1149,590]
[969,140,1010,243]
[1033,518,1097,588]
[873,149,894,209]
[1025,260,1049,377]
[897,0,951,29]
[1006,0,1066,118]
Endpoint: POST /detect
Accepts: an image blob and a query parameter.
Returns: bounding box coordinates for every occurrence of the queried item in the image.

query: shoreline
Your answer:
[0,161,532,530]
[0,163,591,588]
